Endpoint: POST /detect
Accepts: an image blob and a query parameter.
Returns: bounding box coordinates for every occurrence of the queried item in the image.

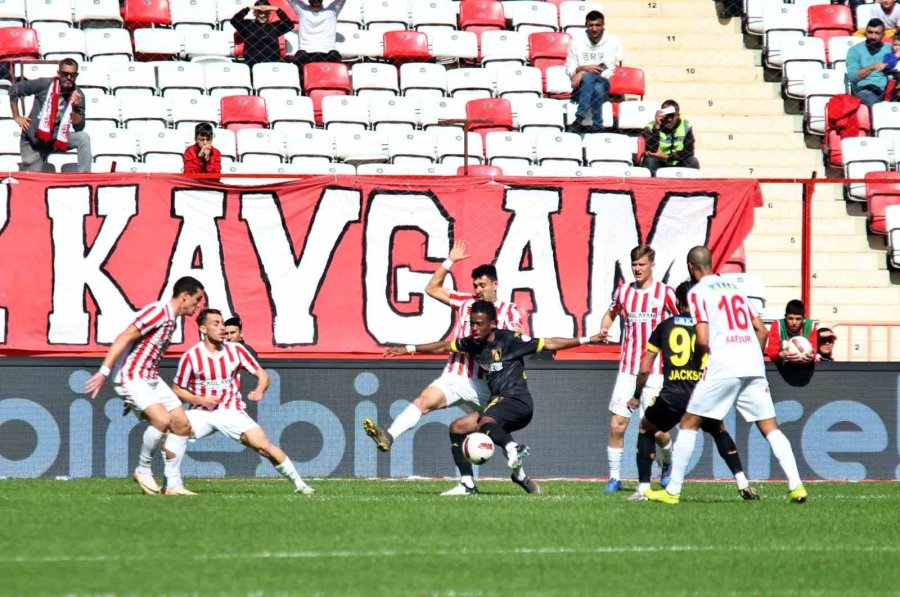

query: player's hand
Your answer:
[587,332,606,344]
[596,328,609,343]
[13,116,30,131]
[448,239,470,263]
[627,397,640,412]
[383,346,407,358]
[198,396,220,409]
[246,390,264,402]
[83,372,106,400]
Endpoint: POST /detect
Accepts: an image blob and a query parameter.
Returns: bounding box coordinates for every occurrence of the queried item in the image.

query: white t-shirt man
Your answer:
[565,30,623,80]
[288,0,347,52]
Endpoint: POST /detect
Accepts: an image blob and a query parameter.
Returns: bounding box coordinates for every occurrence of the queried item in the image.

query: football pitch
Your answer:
[2,479,898,596]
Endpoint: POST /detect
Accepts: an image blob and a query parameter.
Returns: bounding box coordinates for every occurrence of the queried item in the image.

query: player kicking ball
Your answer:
[630,280,758,501]
[171,308,314,495]
[644,247,807,505]
[386,301,607,495]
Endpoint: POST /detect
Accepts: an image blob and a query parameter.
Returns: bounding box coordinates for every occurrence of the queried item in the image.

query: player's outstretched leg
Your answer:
[366,387,449,452]
[699,419,758,500]
[363,418,393,452]
[242,428,315,494]
[756,418,806,503]
[632,429,656,501]
[443,413,480,496]
[161,408,195,496]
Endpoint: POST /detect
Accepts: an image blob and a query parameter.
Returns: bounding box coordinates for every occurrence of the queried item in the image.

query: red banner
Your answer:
[0,173,761,356]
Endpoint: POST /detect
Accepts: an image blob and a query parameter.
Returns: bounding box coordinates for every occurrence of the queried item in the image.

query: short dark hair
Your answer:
[867,18,885,30]
[662,99,680,111]
[59,58,78,71]
[471,300,497,322]
[197,308,221,326]
[471,264,498,282]
[675,280,693,310]
[224,316,242,329]
[785,299,805,316]
[585,10,604,22]
[172,276,204,297]
[195,122,215,139]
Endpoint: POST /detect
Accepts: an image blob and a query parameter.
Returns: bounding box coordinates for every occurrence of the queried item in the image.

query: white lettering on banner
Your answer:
[364,192,455,344]
[47,185,138,344]
[495,188,575,337]
[584,192,715,341]
[161,189,229,344]
[0,184,8,343]
[241,188,362,345]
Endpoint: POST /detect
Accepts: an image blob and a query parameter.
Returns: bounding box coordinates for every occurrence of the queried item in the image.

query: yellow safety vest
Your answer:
[646,118,690,156]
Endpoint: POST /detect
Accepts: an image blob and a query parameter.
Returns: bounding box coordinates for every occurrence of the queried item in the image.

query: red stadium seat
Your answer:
[809,5,855,50]
[220,95,268,132]
[823,95,871,168]
[302,62,351,125]
[528,32,571,61]
[458,0,505,31]
[864,171,900,235]
[719,245,747,274]
[458,164,503,176]
[609,67,645,99]
[0,27,39,60]
[465,98,513,149]
[383,31,432,64]
[123,0,171,29]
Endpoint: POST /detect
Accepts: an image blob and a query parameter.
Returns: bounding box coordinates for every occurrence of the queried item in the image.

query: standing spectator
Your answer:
[766,299,817,364]
[288,0,347,70]
[182,123,222,181]
[565,10,621,134]
[231,1,295,68]
[8,58,92,173]
[816,328,837,362]
[846,19,891,107]
[855,0,900,37]
[640,100,700,175]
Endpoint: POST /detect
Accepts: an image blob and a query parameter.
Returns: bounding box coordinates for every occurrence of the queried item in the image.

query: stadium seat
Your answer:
[76,61,110,93]
[356,163,405,175]
[133,27,181,61]
[388,129,437,164]
[213,127,237,161]
[807,4,853,45]
[609,67,645,99]
[558,1,591,33]
[252,62,302,100]
[803,69,847,135]
[543,64,572,98]
[864,171,900,234]
[513,97,565,132]
[411,0,456,32]
[236,128,284,162]
[92,128,139,161]
[286,130,336,163]
[841,136,891,201]
[744,0,781,37]
[0,27,39,60]
[157,62,206,101]
[827,35,863,68]
[83,94,120,127]
[170,96,220,130]
[123,0,171,29]
[494,65,543,100]
[465,97,513,140]
[872,102,900,138]
[528,31,570,62]
[854,1,878,32]
[823,95,871,167]
[400,62,446,100]
[511,1,558,34]
[434,128,483,166]
[428,29,479,63]
[458,164,502,176]
[322,94,370,132]
[719,245,747,274]
[25,0,73,26]
[887,205,900,268]
[383,30,431,64]
[171,0,217,31]
[480,30,529,68]
[419,96,468,130]
[0,121,22,160]
[362,0,408,35]
[138,128,192,160]
[458,0,505,31]
[337,0,364,27]
[616,101,657,131]
[304,62,352,124]
[221,95,268,131]
[138,153,182,173]
[351,62,399,98]
[656,166,702,179]
[762,3,808,69]
[108,62,157,99]
[485,131,534,167]
[120,95,169,131]
[333,129,388,162]
[336,29,383,60]
[204,62,252,102]
[182,29,233,60]
[0,0,27,27]
[73,0,122,27]
[38,27,85,61]
[369,96,419,132]
[447,68,494,102]
[267,95,316,134]
[85,28,134,62]
[780,37,827,100]
[583,132,635,166]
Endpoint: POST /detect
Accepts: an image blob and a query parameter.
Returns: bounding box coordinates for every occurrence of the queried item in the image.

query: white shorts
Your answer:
[687,376,776,422]
[187,408,261,442]
[608,371,663,418]
[429,372,490,408]
[115,378,182,417]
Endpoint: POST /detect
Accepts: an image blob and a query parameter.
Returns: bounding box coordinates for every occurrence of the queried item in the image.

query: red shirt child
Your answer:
[182,123,221,181]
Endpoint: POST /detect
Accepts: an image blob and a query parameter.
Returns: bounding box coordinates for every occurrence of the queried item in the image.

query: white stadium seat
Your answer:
[157,62,206,101]
[39,27,86,61]
[428,29,479,63]
[286,129,336,162]
[411,0,456,31]
[322,94,370,132]
[433,128,483,166]
[446,68,494,102]
[479,30,528,68]
[139,129,193,159]
[333,130,388,162]
[781,37,827,100]
[237,128,284,162]
[25,0,73,27]
[531,129,583,166]
[762,3,808,69]
[369,96,419,133]
[204,62,252,101]
[494,65,543,100]
[338,0,364,27]
[803,69,846,135]
[108,62,156,100]
[0,0,27,26]
[170,96,220,130]
[120,95,169,131]
[85,28,133,62]
[181,29,233,60]
[133,28,181,60]
[171,0,218,30]
[841,137,892,201]
[336,29,383,60]
[73,0,122,27]
[268,96,316,134]
[615,100,658,131]
[351,62,399,98]
[91,128,139,161]
[400,62,446,100]
[362,0,409,35]
[419,96,467,130]
[583,132,635,166]
[388,129,437,164]
[252,62,302,98]
[511,1,559,34]
[143,153,185,173]
[83,93,120,127]
[514,97,565,131]
[559,1,593,33]
[485,131,534,168]
[887,205,900,268]
[656,166,702,178]
[827,36,863,68]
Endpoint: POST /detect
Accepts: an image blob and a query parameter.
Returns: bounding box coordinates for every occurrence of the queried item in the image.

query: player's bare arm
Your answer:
[246,367,270,402]
[631,349,658,411]
[542,333,606,352]
[424,239,470,305]
[384,340,453,357]
[751,317,768,353]
[694,321,710,354]
[597,308,616,342]
[83,325,143,399]
[172,383,219,410]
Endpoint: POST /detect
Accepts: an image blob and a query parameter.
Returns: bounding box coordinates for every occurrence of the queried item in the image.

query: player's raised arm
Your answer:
[541,332,606,352]
[384,340,454,357]
[83,325,142,399]
[424,239,470,305]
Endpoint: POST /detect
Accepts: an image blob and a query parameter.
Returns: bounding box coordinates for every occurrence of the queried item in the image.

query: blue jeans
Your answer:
[573,72,610,131]
[854,85,884,107]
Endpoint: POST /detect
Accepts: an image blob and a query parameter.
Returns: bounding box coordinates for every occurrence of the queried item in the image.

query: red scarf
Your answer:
[36,79,75,151]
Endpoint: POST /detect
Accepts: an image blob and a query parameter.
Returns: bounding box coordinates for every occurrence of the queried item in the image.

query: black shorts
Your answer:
[478,395,533,433]
[644,389,691,432]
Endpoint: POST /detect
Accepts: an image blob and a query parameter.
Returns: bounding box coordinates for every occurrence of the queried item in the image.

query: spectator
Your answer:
[846,18,891,107]
[639,100,700,175]
[816,328,836,362]
[855,0,900,37]
[182,123,221,181]
[565,10,621,134]
[8,58,91,173]
[766,299,818,364]
[231,1,295,68]
[288,0,347,70]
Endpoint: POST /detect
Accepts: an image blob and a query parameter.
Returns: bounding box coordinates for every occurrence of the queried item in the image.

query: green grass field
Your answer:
[2,479,898,596]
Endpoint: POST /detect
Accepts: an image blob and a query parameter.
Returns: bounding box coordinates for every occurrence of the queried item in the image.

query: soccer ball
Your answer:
[462,432,495,465]
[782,336,813,358]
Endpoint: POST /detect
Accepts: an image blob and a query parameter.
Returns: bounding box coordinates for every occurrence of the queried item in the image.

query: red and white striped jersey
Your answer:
[443,292,521,379]
[609,280,677,375]
[114,301,176,384]
[174,341,261,412]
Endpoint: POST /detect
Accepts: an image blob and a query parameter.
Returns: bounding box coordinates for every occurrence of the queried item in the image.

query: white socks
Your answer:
[665,428,698,496]
[460,475,475,488]
[136,426,165,475]
[766,429,802,490]
[386,404,422,440]
[638,482,651,494]
[607,446,624,481]
[163,433,189,489]
[658,440,673,465]
[734,471,749,490]
[275,458,307,490]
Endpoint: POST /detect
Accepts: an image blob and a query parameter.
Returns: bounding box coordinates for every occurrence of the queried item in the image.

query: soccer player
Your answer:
[630,280,758,501]
[597,244,678,492]
[644,247,808,504]
[172,309,314,494]
[83,276,206,496]
[363,240,521,495]
[386,301,607,494]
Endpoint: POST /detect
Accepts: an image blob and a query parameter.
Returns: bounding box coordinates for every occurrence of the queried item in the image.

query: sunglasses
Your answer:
[819,338,835,344]
[58,71,78,79]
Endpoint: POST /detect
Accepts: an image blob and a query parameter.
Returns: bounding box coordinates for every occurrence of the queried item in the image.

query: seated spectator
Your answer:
[565,10,621,134]
[8,58,91,173]
[639,100,700,175]
[231,1,295,68]
[182,123,221,181]
[816,328,836,362]
[855,0,900,37]
[846,19,891,107]
[288,0,347,70]
[766,299,818,365]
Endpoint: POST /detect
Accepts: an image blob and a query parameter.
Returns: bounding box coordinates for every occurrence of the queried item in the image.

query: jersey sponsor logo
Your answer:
[484,362,504,372]
[627,311,660,322]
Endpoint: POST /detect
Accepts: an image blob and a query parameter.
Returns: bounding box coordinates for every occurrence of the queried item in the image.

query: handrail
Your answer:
[829,322,899,362]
